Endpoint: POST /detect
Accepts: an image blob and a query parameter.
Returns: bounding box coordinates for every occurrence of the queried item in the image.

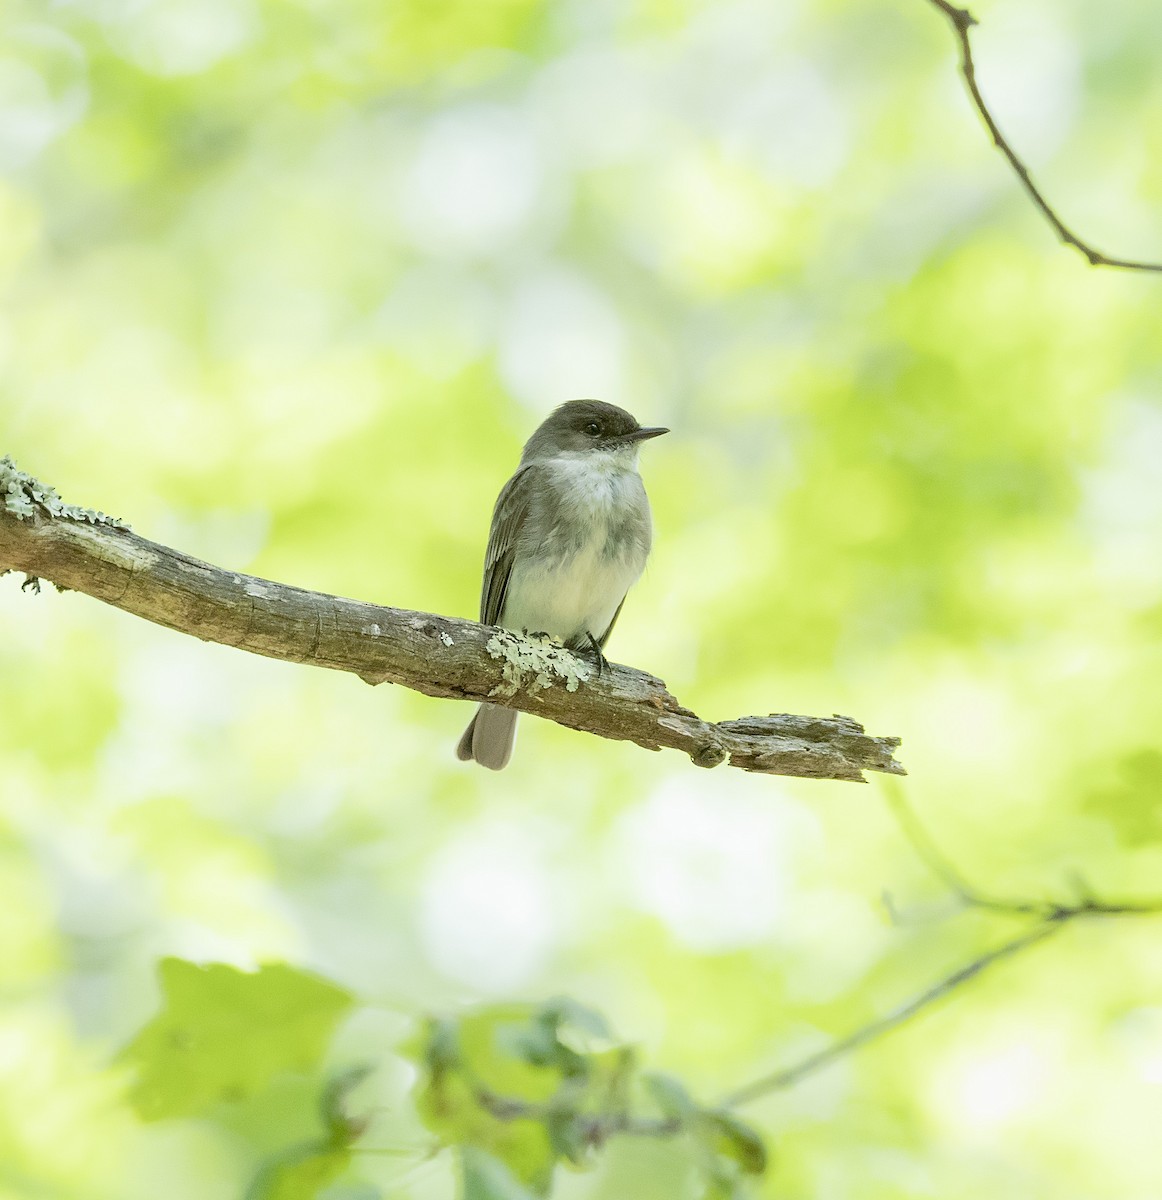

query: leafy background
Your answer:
[2,0,1162,1196]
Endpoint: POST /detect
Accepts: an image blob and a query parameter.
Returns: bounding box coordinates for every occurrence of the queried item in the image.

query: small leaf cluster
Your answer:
[405,998,768,1199]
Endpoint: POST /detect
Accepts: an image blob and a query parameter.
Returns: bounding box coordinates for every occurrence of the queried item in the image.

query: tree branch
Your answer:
[882,781,1162,920]
[717,788,1162,1109]
[721,898,1162,1110]
[719,918,1065,1108]
[0,457,903,781]
[926,0,1162,274]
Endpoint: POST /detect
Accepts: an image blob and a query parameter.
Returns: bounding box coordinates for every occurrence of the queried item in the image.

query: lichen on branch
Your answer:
[1,455,130,528]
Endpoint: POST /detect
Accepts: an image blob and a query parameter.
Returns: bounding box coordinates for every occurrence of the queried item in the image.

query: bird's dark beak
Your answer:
[619,426,669,444]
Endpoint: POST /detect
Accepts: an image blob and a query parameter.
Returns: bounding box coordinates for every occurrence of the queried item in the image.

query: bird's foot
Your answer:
[582,632,610,678]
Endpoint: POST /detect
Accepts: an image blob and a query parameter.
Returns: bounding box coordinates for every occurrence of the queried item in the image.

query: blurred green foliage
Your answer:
[120,958,352,1120]
[2,0,1162,1196]
[404,999,766,1198]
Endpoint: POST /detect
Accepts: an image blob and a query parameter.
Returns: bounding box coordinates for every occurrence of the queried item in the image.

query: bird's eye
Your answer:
[585,421,601,437]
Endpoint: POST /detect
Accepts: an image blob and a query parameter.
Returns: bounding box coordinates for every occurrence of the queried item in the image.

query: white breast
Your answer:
[501,448,650,645]
[549,448,643,524]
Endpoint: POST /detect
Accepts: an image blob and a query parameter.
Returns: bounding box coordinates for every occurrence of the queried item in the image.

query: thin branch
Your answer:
[720,919,1064,1108]
[477,1089,681,1146]
[723,892,1162,1109]
[883,782,1048,916]
[883,781,1162,920]
[926,0,1162,274]
[0,458,904,781]
[715,793,1162,1110]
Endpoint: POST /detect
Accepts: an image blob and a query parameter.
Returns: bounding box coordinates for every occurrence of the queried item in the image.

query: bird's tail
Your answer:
[456,703,519,771]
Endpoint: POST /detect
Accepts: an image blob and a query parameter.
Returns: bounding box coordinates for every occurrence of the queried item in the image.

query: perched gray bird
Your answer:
[457,400,668,770]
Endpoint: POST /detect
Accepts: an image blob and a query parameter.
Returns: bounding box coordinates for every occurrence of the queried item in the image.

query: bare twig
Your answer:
[883,782,1162,920]
[716,789,1162,1109]
[926,0,1162,273]
[0,458,903,781]
[477,1089,681,1146]
[722,896,1162,1108]
[720,919,1064,1107]
[883,783,1057,916]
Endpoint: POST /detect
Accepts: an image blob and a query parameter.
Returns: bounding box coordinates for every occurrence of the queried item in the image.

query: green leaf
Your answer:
[545,1107,588,1167]
[406,1001,649,1193]
[120,958,354,1120]
[428,1017,463,1071]
[415,1066,557,1195]
[320,1064,374,1144]
[235,1067,370,1199]
[246,1139,351,1200]
[702,1165,748,1200]
[539,996,612,1044]
[642,1072,696,1120]
[495,1016,561,1070]
[457,1005,566,1102]
[405,1008,570,1194]
[461,1147,543,1200]
[701,1111,767,1176]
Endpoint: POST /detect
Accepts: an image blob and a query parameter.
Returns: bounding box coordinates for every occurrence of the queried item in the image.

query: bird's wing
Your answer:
[480,463,537,626]
[596,595,626,649]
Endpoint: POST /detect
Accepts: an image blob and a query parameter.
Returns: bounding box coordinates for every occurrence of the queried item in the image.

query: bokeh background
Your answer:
[3,0,1162,1195]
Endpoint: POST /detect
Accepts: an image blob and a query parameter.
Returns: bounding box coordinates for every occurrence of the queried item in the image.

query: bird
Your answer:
[457,399,668,770]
